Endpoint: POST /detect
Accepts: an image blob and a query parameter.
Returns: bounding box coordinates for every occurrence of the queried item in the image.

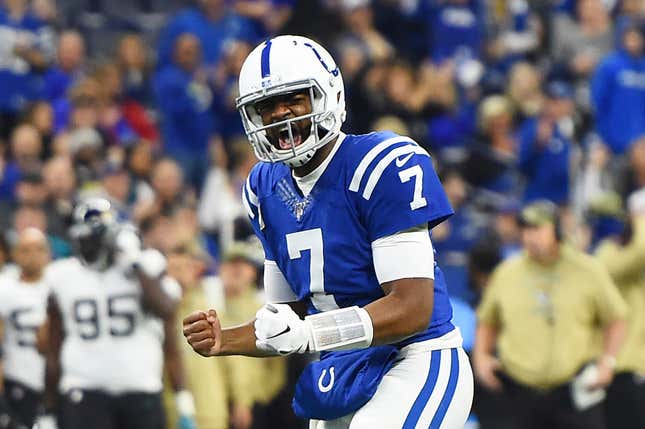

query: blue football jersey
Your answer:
[243,131,455,345]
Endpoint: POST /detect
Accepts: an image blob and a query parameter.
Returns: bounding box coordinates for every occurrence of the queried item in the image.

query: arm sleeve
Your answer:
[351,142,453,242]
[264,260,297,303]
[590,261,628,326]
[595,241,645,285]
[371,229,435,284]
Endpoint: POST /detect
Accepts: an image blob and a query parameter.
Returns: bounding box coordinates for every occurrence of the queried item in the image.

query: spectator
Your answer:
[22,100,54,158]
[153,33,216,191]
[506,61,544,121]
[0,0,54,137]
[42,155,75,240]
[67,126,104,187]
[0,172,47,233]
[335,0,393,77]
[417,0,486,63]
[156,0,250,69]
[518,81,575,205]
[486,0,540,70]
[11,204,70,258]
[591,22,645,154]
[52,76,102,136]
[473,200,627,429]
[433,169,486,301]
[117,34,154,106]
[492,202,522,259]
[126,140,156,203]
[212,40,252,142]
[616,134,645,196]
[234,0,295,41]
[573,136,616,214]
[134,158,194,223]
[92,62,159,145]
[551,0,613,86]
[43,30,86,103]
[0,124,42,201]
[462,95,520,202]
[100,162,132,218]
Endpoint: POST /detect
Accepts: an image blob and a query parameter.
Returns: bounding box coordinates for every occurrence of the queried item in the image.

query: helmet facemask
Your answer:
[237,79,341,168]
[69,200,117,270]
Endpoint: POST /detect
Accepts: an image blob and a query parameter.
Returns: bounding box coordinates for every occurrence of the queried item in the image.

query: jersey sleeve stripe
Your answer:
[362,145,430,200]
[242,186,256,219]
[349,136,415,192]
[245,177,259,206]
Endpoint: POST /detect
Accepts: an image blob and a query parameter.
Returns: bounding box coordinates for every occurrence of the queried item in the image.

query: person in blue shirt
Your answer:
[153,33,216,192]
[183,35,473,429]
[42,30,85,103]
[416,0,486,63]
[591,22,645,154]
[0,0,54,136]
[518,81,574,206]
[156,0,252,70]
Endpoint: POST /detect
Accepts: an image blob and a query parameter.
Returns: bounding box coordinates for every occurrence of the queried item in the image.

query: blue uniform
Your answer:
[243,131,455,346]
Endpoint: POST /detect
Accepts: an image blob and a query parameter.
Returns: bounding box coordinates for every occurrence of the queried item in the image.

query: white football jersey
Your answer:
[0,276,49,392]
[46,258,181,395]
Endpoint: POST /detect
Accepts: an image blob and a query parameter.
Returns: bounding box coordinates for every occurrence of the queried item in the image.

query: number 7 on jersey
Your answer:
[286,229,339,311]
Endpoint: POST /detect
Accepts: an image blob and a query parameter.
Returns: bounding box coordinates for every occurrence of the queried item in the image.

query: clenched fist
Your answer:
[183,310,222,357]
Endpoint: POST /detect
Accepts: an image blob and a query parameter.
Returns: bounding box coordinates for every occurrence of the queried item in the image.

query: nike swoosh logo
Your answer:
[395,152,414,167]
[266,326,291,339]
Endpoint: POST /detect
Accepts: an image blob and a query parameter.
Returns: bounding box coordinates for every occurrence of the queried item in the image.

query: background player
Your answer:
[184,35,473,428]
[0,228,51,429]
[39,198,195,429]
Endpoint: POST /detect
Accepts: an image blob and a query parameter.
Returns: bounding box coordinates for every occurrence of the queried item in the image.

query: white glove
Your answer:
[113,228,142,272]
[34,414,58,429]
[255,304,312,355]
[137,248,167,278]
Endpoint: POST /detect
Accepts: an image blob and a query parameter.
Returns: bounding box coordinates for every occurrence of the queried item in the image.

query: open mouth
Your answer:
[277,124,302,150]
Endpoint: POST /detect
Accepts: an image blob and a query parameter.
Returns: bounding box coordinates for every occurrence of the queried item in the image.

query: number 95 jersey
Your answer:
[243,131,456,345]
[46,258,181,395]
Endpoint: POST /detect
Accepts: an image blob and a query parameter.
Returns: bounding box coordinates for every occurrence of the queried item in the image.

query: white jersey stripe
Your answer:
[242,186,255,219]
[362,145,429,200]
[349,136,415,192]
[246,178,259,206]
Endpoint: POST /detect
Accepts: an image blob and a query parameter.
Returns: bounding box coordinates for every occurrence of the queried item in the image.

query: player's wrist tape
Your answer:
[175,390,196,416]
[304,306,373,352]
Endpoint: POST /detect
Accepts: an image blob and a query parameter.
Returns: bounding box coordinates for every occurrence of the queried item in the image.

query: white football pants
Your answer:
[310,330,474,429]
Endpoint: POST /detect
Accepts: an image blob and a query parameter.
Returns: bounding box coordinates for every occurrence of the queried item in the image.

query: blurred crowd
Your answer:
[1,0,645,427]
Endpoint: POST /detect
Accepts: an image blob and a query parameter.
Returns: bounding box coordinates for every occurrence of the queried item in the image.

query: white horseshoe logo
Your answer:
[318,367,335,393]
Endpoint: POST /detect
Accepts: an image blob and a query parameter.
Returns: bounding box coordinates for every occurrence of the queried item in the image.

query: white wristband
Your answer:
[175,390,196,416]
[304,306,374,352]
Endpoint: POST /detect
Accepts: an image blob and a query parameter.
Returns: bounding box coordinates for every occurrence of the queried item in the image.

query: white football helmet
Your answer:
[236,35,346,168]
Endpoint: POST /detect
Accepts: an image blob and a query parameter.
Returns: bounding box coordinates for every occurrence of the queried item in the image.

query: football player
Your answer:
[0,228,51,429]
[38,198,195,429]
[183,35,474,428]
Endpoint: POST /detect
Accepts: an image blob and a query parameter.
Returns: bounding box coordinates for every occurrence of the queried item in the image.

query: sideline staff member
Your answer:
[473,200,627,429]
[595,190,645,428]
